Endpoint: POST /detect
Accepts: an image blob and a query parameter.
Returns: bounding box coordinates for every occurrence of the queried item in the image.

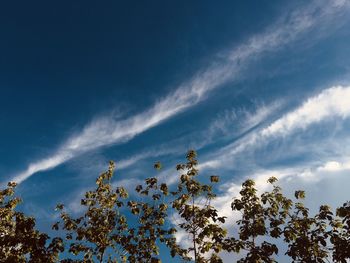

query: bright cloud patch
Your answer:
[262,86,350,137]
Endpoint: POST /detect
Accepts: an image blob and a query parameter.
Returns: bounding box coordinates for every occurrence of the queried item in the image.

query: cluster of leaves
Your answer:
[53,161,178,263]
[1,150,350,262]
[227,177,350,263]
[170,150,227,262]
[0,182,64,262]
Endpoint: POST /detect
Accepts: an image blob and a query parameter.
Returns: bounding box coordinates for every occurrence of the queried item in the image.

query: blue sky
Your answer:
[1,0,350,261]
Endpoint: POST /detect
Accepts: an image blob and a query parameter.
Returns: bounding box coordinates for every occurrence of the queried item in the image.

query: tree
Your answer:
[170,150,227,262]
[54,160,181,263]
[228,177,291,262]
[129,175,185,262]
[229,176,350,263]
[53,161,131,262]
[330,201,350,262]
[283,192,330,262]
[1,150,350,262]
[0,182,63,263]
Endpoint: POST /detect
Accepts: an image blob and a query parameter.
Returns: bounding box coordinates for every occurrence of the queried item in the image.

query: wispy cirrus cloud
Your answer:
[11,0,350,184]
[208,101,283,137]
[200,85,350,170]
[227,0,350,61]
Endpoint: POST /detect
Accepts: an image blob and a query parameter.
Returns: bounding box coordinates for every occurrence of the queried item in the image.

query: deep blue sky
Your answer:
[0,0,282,163]
[1,0,350,261]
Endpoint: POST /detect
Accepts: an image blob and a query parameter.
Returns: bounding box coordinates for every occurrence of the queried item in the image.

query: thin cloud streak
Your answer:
[200,85,350,170]
[12,0,349,184]
[227,0,350,62]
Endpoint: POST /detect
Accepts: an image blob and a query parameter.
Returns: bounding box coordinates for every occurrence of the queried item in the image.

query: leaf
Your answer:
[154,161,162,170]
[55,204,64,211]
[210,175,220,183]
[135,185,143,192]
[294,190,305,200]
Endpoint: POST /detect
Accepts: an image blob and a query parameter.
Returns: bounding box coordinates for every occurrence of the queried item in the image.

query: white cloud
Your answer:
[318,161,342,171]
[261,86,350,137]
[11,1,350,184]
[200,85,350,170]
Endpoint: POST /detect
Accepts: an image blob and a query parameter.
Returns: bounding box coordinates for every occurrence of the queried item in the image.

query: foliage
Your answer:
[229,178,281,262]
[170,150,227,262]
[0,182,63,263]
[53,161,131,262]
[331,201,350,262]
[283,195,330,262]
[130,176,185,262]
[1,150,350,262]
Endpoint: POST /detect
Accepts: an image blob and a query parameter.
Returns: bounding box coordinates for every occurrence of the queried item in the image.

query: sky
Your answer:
[1,0,350,261]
